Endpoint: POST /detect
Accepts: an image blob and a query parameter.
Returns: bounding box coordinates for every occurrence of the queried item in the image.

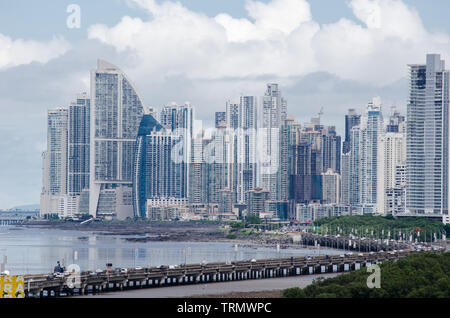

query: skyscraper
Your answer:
[239,95,258,203]
[406,54,449,215]
[215,112,226,128]
[67,93,90,196]
[278,117,293,202]
[386,109,406,133]
[362,97,383,205]
[226,100,240,204]
[377,131,406,214]
[321,126,342,174]
[258,83,287,200]
[189,131,213,204]
[132,112,177,218]
[349,125,361,206]
[288,119,341,208]
[40,108,69,216]
[225,96,258,204]
[247,188,269,216]
[211,122,234,201]
[340,152,350,204]
[89,60,144,219]
[348,98,383,209]
[343,109,361,154]
[322,169,341,204]
[160,102,194,199]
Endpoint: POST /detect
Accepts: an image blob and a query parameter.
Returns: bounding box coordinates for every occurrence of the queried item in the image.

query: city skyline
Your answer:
[36,53,447,222]
[2,0,450,208]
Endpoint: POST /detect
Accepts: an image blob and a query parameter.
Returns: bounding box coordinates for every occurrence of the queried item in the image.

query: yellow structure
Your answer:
[0,276,24,298]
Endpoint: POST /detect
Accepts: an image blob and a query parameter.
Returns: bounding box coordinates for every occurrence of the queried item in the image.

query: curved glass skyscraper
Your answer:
[89,60,144,219]
[132,113,167,218]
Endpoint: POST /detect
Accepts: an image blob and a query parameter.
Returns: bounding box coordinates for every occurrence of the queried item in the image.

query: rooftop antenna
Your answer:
[318,107,324,125]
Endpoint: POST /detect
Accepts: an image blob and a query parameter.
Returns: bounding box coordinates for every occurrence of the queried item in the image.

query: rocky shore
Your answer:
[18,220,297,247]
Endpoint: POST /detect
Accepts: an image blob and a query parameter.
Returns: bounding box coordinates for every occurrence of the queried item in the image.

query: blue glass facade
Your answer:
[132,114,183,218]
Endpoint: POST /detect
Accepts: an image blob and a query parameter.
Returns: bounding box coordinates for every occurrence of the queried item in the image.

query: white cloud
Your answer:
[349,0,425,39]
[245,0,312,35]
[0,34,70,70]
[87,0,449,86]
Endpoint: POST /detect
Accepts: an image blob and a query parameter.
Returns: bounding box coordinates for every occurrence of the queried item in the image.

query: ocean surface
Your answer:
[0,226,342,275]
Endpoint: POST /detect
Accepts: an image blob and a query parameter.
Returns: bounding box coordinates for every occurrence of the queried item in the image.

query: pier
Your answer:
[0,217,24,226]
[23,248,420,298]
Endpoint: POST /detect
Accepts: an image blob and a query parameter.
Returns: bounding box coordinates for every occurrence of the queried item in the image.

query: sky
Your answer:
[0,0,449,209]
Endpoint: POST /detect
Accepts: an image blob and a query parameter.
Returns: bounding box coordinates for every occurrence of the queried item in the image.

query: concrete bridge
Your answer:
[23,249,420,298]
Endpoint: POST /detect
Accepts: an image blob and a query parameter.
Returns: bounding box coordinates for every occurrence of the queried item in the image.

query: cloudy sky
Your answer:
[0,0,449,209]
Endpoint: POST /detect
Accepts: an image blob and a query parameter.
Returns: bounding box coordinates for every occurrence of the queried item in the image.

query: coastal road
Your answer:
[74,273,342,298]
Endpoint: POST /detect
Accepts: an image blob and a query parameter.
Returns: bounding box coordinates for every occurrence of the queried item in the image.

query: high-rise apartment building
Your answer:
[406,54,449,215]
[225,96,258,204]
[40,108,69,216]
[288,119,341,207]
[189,131,213,204]
[342,109,361,205]
[343,109,361,154]
[160,103,194,199]
[322,169,341,204]
[349,125,362,206]
[321,126,342,174]
[340,152,350,204]
[132,112,178,218]
[362,97,383,205]
[215,112,226,128]
[67,93,90,196]
[258,84,287,201]
[239,96,258,203]
[348,98,383,209]
[89,60,144,219]
[247,188,269,216]
[377,131,406,214]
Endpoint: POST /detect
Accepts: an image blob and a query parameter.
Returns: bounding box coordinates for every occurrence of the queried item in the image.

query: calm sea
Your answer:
[0,226,341,275]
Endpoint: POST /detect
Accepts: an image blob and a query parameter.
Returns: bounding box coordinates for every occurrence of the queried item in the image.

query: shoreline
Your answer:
[13,221,361,253]
[16,221,305,249]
